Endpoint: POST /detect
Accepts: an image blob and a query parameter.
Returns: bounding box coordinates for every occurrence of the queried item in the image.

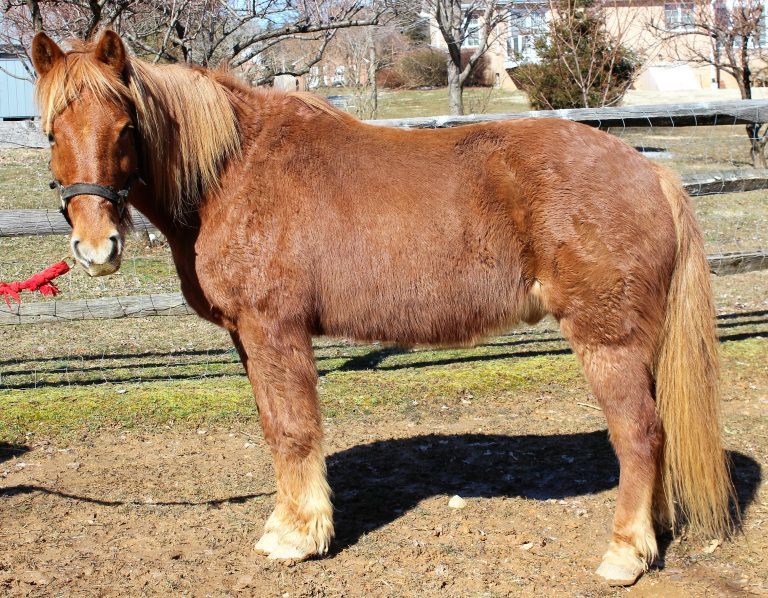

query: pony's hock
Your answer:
[30,30,735,587]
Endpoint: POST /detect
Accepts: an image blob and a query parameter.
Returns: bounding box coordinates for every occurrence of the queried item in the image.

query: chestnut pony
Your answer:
[31,30,733,586]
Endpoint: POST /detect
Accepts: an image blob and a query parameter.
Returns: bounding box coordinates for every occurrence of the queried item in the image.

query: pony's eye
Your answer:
[119,124,133,139]
[47,132,55,144]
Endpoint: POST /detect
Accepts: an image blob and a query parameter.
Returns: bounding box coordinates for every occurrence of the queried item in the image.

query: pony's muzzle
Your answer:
[70,233,122,276]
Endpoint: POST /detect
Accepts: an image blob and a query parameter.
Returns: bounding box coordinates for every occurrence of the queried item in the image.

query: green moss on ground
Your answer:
[1,336,762,443]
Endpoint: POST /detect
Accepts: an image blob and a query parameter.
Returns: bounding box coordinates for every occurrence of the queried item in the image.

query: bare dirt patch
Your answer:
[1,379,765,597]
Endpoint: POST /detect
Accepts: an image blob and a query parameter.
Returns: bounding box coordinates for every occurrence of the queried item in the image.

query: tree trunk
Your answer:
[26,0,42,33]
[175,21,189,63]
[742,68,752,100]
[367,26,378,118]
[85,0,102,39]
[738,43,765,167]
[447,59,464,116]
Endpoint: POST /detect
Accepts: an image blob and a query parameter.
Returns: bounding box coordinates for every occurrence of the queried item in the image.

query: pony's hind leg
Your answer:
[231,320,333,560]
[566,336,663,586]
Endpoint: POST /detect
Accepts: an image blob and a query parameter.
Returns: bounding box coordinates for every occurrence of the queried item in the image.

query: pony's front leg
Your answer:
[231,319,333,560]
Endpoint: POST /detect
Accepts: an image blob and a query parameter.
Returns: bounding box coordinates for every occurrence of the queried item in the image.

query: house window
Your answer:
[665,2,696,31]
[508,10,546,58]
[464,17,480,47]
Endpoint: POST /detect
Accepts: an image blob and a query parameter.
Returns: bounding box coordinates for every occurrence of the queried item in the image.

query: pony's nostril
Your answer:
[107,235,120,262]
[71,239,92,267]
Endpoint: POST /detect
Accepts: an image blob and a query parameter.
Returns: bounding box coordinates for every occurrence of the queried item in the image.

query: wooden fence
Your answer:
[370,99,768,129]
[1,99,767,326]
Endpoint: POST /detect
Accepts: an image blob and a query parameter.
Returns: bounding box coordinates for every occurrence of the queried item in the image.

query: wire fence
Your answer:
[1,100,767,392]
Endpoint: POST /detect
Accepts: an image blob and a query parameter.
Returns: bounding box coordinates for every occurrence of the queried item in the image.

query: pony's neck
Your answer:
[129,183,195,238]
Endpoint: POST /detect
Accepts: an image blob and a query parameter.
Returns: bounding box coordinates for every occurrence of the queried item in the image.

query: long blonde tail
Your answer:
[654,166,735,537]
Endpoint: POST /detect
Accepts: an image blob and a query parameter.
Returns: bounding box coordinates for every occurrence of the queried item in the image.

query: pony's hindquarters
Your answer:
[653,166,734,538]
[549,161,733,585]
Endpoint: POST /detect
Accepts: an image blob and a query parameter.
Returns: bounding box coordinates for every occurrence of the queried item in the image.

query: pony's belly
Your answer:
[318,274,529,346]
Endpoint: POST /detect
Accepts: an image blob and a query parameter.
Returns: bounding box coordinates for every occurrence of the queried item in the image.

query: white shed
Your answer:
[0,47,37,120]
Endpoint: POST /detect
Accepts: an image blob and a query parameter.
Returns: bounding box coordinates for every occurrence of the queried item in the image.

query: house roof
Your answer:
[0,43,26,60]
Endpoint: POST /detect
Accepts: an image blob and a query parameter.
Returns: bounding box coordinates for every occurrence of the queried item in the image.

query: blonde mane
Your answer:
[35,40,241,218]
[287,91,346,122]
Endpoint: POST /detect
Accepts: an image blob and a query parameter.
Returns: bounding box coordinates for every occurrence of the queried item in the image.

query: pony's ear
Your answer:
[94,30,126,74]
[31,32,64,77]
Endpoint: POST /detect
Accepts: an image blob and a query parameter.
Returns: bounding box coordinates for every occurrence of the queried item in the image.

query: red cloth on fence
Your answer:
[0,260,71,307]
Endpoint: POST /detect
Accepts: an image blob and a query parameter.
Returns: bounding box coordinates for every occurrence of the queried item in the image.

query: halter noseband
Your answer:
[50,173,140,227]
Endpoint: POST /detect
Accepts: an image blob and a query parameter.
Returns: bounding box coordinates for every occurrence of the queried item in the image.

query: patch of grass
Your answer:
[614,125,758,173]
[320,349,582,414]
[722,335,766,357]
[0,322,572,440]
[0,149,50,210]
[0,328,581,441]
[0,377,258,441]
[317,87,531,120]
[696,189,768,254]
[2,333,763,443]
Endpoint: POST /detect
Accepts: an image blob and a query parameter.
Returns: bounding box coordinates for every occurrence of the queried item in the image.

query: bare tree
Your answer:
[423,0,507,115]
[1,0,50,80]
[2,0,393,83]
[321,24,382,117]
[247,29,340,85]
[648,0,768,164]
[649,0,765,98]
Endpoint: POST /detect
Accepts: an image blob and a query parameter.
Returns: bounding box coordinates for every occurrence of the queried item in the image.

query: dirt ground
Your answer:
[1,372,766,598]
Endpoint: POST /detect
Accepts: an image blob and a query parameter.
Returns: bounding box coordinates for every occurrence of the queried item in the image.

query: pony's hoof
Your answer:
[254,530,323,561]
[267,543,313,561]
[254,531,280,555]
[256,503,334,561]
[595,556,645,586]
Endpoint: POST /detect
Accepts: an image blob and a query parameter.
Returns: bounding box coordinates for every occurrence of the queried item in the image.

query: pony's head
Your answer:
[32,30,137,276]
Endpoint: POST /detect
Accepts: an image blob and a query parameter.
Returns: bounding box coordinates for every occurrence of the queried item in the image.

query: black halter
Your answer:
[49,172,141,227]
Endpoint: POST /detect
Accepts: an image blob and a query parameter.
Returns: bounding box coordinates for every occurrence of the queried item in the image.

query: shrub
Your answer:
[510,0,638,109]
[378,46,496,90]
[398,47,448,88]
[376,67,406,89]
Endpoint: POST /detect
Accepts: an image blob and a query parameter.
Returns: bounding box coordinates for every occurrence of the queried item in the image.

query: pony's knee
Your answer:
[264,419,322,459]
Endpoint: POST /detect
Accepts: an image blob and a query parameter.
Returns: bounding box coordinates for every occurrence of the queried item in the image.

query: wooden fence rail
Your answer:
[0,207,156,237]
[370,99,768,129]
[1,249,764,326]
[0,293,191,326]
[1,170,767,237]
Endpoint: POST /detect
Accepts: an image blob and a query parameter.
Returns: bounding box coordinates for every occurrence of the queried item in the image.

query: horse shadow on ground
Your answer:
[326,432,762,556]
[0,432,761,562]
[0,443,29,465]
[4,310,765,391]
